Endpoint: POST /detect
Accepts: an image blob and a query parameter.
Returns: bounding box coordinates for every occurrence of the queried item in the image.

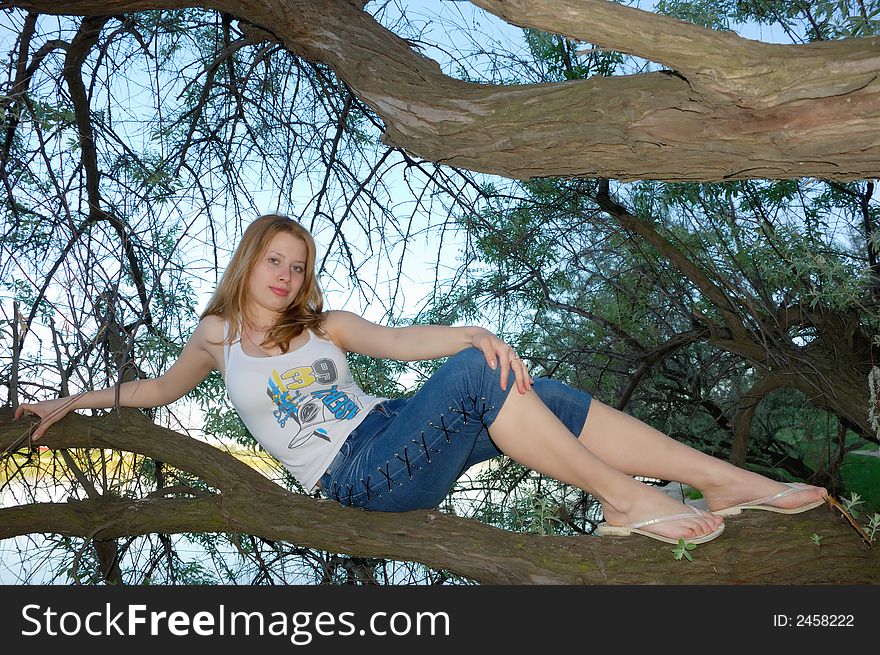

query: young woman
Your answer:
[15,214,827,545]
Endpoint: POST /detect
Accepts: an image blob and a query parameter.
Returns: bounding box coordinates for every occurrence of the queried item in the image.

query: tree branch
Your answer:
[594,180,753,343]
[4,0,878,180]
[4,408,877,583]
[471,0,879,103]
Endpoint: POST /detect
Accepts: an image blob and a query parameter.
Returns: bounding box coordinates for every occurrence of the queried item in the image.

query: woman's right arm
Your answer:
[14,317,221,440]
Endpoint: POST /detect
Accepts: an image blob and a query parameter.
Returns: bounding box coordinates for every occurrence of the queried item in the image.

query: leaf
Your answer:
[671,538,696,561]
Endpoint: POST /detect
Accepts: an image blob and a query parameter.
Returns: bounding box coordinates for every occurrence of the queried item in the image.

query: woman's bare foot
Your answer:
[600,481,724,542]
[700,468,827,515]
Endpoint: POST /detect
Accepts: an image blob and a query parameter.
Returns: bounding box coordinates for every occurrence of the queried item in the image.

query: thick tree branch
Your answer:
[4,0,879,180]
[471,0,880,104]
[2,409,877,583]
[472,0,765,82]
[1,409,281,496]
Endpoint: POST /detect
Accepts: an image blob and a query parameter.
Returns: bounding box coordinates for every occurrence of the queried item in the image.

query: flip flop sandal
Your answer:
[596,506,725,544]
[712,482,827,517]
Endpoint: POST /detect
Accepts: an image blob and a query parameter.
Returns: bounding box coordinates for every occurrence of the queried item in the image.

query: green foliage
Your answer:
[434,167,877,493]
[3,278,54,323]
[656,0,739,30]
[869,367,880,438]
[4,0,879,587]
[866,514,880,541]
[112,152,181,202]
[805,0,880,37]
[686,488,704,500]
[841,446,880,513]
[452,456,601,538]
[842,491,864,518]
[657,0,880,38]
[20,98,77,134]
[671,538,697,561]
[152,557,219,585]
[520,493,564,535]
[524,29,622,81]
[197,375,255,448]
[651,179,873,315]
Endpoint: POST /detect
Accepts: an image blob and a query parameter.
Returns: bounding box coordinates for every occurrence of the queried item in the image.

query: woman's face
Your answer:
[247,231,308,319]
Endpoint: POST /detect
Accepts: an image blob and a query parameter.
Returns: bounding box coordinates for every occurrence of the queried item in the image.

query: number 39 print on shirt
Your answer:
[266,357,364,449]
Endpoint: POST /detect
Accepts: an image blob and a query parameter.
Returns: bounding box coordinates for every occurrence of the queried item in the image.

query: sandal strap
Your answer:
[627,506,702,529]
[739,482,810,508]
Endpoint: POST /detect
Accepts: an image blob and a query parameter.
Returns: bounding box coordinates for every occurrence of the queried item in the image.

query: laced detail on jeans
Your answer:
[328,481,344,504]
[331,393,498,506]
[377,460,401,492]
[449,399,471,425]
[476,396,495,431]
[428,412,459,444]
[331,477,374,504]
[359,476,373,502]
[412,432,439,464]
[374,397,496,492]
[395,446,416,479]
[448,395,494,433]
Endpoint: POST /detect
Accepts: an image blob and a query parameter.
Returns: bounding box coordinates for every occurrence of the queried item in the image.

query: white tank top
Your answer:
[223,323,386,492]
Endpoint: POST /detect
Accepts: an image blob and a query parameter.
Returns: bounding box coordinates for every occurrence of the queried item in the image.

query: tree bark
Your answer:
[2,409,878,584]
[5,0,879,181]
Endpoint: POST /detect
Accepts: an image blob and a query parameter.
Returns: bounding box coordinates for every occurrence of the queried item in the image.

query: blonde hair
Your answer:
[201,214,326,351]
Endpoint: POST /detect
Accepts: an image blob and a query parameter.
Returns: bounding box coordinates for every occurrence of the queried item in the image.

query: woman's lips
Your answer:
[270,287,289,296]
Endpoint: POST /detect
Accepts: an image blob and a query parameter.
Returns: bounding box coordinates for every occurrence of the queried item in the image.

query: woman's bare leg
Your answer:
[576,399,827,512]
[489,389,724,542]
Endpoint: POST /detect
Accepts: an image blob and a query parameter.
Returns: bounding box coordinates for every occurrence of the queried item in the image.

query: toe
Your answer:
[690,513,721,538]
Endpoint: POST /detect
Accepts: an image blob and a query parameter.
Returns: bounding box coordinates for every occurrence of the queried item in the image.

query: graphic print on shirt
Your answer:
[266,357,363,449]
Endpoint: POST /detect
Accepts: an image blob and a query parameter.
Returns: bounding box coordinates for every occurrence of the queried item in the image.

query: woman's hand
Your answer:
[471,330,534,394]
[14,395,82,441]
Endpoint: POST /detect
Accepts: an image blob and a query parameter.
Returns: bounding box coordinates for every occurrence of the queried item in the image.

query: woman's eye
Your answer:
[293,266,304,273]
[268,257,279,264]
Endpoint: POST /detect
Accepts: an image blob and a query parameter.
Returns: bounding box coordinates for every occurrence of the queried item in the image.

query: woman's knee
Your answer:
[446,347,508,396]
[446,346,489,372]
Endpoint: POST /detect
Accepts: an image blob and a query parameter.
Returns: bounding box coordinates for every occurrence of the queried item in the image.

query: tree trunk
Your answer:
[2,409,877,584]
[731,375,791,467]
[8,0,880,181]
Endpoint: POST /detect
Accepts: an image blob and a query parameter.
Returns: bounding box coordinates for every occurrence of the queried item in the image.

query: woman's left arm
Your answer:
[324,310,533,393]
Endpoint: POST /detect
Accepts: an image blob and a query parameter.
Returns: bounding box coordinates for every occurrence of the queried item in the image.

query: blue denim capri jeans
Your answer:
[318,348,592,512]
